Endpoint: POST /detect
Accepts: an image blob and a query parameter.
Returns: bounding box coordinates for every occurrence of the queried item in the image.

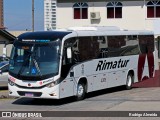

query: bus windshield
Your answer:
[9,39,61,80]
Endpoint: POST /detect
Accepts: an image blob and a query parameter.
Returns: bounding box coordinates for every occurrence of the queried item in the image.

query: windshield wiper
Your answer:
[33,58,42,76]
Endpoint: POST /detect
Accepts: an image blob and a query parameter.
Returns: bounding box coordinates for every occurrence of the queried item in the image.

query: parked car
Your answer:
[0,56,9,62]
[0,61,9,74]
[0,61,9,87]
[0,57,9,87]
[0,56,9,73]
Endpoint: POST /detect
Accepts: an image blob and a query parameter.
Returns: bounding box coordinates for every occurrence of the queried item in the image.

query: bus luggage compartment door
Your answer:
[93,73,107,91]
[59,78,74,98]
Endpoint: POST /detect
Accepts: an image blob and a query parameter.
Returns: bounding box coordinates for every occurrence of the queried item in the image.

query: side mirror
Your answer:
[67,47,72,59]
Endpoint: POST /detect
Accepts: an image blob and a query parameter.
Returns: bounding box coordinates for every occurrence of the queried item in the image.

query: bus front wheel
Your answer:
[126,74,133,90]
[76,82,86,101]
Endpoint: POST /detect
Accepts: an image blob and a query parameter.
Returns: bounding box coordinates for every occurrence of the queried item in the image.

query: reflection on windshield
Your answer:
[9,40,61,79]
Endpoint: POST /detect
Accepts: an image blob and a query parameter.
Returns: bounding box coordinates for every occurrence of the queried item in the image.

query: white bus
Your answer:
[8,27,158,100]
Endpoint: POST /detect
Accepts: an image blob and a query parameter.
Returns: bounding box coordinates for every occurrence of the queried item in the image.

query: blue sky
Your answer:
[4,0,44,31]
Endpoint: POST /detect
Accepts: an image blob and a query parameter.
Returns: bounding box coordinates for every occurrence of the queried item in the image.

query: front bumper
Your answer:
[8,84,60,99]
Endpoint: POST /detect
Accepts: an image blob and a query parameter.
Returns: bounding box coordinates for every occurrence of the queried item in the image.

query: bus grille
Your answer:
[17,91,42,97]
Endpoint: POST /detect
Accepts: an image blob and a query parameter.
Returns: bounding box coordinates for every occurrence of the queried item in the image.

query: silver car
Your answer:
[0,60,9,87]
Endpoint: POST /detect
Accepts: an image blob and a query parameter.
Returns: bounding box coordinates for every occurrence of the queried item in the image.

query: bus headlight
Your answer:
[8,79,15,86]
[46,80,58,88]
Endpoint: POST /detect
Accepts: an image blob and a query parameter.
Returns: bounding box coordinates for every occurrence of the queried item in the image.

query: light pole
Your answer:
[32,0,34,32]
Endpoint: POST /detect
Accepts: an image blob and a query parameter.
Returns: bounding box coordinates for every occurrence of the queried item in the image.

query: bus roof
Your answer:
[18,31,71,41]
[72,30,154,37]
[17,26,154,41]
[65,26,153,36]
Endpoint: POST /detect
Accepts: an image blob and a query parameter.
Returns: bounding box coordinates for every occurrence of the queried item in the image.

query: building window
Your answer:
[106,2,122,18]
[147,1,160,18]
[73,3,88,19]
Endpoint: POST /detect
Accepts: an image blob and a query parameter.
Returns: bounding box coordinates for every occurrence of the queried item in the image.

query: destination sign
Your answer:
[22,39,50,43]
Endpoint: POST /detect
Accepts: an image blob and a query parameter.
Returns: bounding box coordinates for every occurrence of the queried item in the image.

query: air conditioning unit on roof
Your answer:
[90,12,101,19]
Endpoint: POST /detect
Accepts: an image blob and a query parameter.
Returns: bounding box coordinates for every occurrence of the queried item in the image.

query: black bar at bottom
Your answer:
[0,111,160,117]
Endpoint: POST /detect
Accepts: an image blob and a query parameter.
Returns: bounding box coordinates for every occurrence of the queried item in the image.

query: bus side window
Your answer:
[92,36,101,58]
[121,35,140,56]
[139,35,154,54]
[96,36,108,58]
[78,37,92,61]
[78,36,103,60]
[107,36,126,57]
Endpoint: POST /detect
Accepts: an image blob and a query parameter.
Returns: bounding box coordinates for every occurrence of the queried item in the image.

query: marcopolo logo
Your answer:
[96,59,130,71]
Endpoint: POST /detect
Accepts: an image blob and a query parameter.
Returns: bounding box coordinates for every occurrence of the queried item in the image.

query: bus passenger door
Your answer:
[60,47,74,98]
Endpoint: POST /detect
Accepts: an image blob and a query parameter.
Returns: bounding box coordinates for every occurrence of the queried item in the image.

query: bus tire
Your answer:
[126,74,133,90]
[76,82,86,101]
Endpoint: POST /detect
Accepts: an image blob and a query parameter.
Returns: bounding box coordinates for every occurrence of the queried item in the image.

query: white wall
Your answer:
[56,1,155,31]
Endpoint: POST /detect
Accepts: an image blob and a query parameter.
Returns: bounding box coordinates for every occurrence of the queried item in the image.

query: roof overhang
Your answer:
[0,29,16,44]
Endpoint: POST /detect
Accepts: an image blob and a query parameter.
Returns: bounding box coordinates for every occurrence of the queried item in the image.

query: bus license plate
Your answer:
[25,93,34,97]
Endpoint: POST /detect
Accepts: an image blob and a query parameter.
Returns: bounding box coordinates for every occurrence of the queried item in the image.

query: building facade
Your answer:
[0,30,16,57]
[0,0,4,28]
[55,0,160,36]
[44,0,57,31]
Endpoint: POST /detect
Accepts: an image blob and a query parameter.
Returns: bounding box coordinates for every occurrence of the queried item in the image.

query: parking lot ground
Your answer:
[1,87,160,120]
[0,87,160,120]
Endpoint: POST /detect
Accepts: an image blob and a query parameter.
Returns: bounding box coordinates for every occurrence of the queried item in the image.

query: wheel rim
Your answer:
[127,76,132,87]
[77,84,84,97]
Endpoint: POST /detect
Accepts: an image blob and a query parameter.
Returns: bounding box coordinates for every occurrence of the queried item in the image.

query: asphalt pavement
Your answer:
[1,74,160,120]
[0,87,160,120]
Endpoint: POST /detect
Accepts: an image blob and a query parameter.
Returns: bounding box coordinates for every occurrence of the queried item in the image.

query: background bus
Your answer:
[8,26,158,100]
